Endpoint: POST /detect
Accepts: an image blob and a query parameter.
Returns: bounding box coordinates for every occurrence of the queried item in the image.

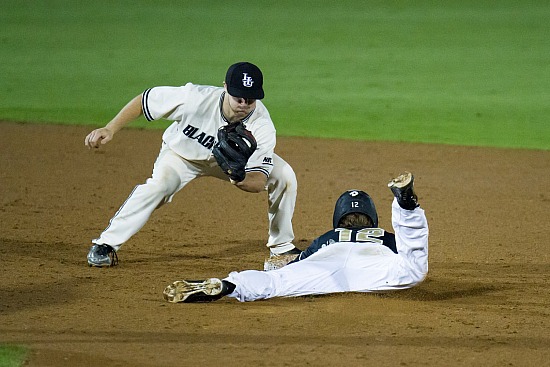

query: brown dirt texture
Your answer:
[0,122,549,367]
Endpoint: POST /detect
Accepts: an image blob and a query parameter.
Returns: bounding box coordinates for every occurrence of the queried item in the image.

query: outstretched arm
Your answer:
[84,94,143,149]
[232,171,267,193]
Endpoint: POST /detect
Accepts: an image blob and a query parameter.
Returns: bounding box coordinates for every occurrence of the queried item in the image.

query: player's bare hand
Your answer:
[85,128,114,149]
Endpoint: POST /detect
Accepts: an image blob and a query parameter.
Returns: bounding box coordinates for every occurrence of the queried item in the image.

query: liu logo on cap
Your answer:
[242,73,254,87]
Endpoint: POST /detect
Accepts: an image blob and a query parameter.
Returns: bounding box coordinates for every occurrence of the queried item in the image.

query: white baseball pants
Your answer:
[93,144,296,252]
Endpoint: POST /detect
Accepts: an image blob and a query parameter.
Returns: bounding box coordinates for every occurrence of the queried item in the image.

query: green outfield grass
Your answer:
[0,345,28,367]
[1,0,548,149]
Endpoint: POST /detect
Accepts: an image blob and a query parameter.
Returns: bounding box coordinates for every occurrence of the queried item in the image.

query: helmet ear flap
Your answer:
[333,190,378,228]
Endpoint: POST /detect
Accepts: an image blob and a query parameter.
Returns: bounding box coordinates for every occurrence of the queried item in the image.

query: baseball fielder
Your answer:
[163,172,429,303]
[85,62,299,269]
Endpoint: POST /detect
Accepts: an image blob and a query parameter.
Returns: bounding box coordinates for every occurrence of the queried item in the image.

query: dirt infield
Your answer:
[1,122,548,367]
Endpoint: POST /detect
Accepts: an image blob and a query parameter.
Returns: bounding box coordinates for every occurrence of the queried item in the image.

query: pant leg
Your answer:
[391,199,429,281]
[93,145,200,250]
[225,244,353,302]
[265,153,297,253]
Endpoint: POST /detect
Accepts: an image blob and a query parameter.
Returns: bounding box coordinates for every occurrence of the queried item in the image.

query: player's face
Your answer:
[224,90,256,122]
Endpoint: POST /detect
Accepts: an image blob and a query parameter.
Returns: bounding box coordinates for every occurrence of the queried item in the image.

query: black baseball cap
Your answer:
[225,62,264,100]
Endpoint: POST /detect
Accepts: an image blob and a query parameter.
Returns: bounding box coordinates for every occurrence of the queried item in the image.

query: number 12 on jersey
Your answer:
[335,228,384,245]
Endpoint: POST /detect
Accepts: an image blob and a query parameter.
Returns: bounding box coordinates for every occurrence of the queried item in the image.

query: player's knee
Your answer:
[282,163,297,191]
[146,174,180,198]
[270,161,297,191]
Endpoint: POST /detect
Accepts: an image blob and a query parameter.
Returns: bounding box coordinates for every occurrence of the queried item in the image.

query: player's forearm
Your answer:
[233,172,267,193]
[105,94,143,134]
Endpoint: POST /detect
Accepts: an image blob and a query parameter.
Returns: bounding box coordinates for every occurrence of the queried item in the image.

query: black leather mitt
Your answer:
[212,122,257,182]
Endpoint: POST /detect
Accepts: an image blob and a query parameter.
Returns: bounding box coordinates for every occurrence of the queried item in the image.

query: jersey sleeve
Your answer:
[141,85,191,121]
[245,122,276,177]
[290,229,336,263]
[243,102,276,177]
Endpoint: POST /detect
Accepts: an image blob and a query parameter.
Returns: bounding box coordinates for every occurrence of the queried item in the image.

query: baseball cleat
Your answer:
[163,278,232,303]
[263,247,301,271]
[87,244,119,267]
[388,172,419,210]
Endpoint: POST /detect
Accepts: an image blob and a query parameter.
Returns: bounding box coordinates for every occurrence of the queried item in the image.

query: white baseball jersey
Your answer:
[142,83,275,177]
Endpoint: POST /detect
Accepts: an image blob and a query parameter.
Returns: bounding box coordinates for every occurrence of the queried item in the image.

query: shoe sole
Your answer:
[163,278,223,303]
[388,172,413,189]
[88,262,113,268]
[87,259,113,267]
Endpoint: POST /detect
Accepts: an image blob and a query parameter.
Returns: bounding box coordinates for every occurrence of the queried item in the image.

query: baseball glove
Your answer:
[212,122,257,182]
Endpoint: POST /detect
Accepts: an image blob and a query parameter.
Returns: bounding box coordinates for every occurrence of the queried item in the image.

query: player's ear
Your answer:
[223,82,227,91]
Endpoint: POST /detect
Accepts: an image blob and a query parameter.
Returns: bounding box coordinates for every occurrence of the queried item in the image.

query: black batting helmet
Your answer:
[333,190,379,228]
